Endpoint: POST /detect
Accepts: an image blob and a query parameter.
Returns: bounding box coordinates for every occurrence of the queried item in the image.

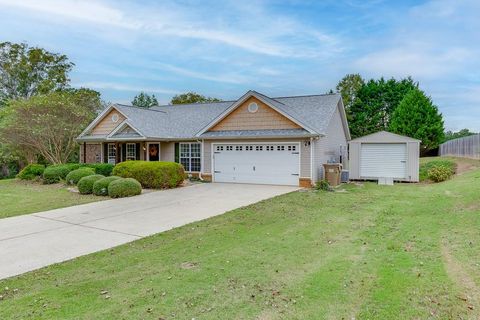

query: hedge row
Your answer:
[42,163,114,184]
[112,161,185,189]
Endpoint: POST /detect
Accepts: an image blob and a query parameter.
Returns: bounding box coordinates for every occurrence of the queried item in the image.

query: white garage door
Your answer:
[360,143,407,179]
[213,143,299,186]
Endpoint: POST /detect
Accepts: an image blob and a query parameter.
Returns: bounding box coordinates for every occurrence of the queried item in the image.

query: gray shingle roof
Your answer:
[81,92,342,140]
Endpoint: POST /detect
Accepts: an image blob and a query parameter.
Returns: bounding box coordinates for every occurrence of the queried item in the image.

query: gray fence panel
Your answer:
[439,134,480,159]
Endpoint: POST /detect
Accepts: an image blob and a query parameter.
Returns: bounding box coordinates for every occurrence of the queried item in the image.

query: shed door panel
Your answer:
[360,143,407,179]
[213,144,299,186]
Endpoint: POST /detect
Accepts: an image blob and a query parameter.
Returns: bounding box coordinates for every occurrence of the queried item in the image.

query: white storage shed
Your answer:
[349,131,420,182]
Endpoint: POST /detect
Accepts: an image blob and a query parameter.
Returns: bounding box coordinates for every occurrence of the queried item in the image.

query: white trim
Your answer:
[310,137,314,182]
[107,120,145,139]
[196,91,317,136]
[337,98,352,141]
[179,142,202,172]
[78,105,129,138]
[211,141,301,184]
[146,142,161,161]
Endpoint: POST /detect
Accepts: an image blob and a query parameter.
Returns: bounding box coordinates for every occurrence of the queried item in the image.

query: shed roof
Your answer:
[349,131,421,143]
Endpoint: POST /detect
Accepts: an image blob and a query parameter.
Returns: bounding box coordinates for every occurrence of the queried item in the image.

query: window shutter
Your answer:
[136,143,140,160]
[121,144,126,162]
[103,144,108,163]
[174,143,179,163]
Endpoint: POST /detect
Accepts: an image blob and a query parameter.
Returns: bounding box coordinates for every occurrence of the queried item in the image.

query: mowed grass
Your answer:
[0,179,104,219]
[1,158,480,319]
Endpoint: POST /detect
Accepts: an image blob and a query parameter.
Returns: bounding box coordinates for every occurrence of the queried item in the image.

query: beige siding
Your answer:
[91,110,125,135]
[202,138,310,178]
[407,142,420,182]
[160,142,175,162]
[209,96,301,131]
[312,104,349,181]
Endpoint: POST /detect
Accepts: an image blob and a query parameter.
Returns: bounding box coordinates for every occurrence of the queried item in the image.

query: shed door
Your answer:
[360,143,407,179]
[213,143,299,186]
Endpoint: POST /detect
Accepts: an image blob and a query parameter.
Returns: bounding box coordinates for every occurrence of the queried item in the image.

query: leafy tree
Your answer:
[389,88,444,153]
[348,77,418,138]
[0,89,100,164]
[0,42,74,104]
[131,92,158,108]
[170,91,221,105]
[336,73,364,113]
[443,128,476,142]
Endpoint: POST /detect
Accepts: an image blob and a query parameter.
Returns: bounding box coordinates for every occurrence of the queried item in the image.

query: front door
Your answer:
[148,143,160,161]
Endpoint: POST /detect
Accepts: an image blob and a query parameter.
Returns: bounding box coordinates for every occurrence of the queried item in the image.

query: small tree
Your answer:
[0,90,100,164]
[131,92,158,108]
[0,42,74,103]
[444,128,476,142]
[170,91,221,105]
[389,88,444,153]
[336,73,365,112]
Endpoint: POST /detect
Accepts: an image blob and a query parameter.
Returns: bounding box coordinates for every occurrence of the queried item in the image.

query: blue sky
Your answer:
[0,0,478,131]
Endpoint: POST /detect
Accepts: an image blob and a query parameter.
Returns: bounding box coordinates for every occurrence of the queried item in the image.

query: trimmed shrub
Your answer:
[93,176,122,196]
[43,164,79,184]
[82,163,114,176]
[427,166,454,182]
[108,178,142,198]
[17,164,45,180]
[112,161,185,189]
[65,168,95,185]
[77,174,105,194]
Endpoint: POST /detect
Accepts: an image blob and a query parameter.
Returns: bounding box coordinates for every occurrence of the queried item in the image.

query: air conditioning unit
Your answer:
[340,170,349,183]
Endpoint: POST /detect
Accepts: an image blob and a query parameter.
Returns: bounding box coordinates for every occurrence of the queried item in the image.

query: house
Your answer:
[77,90,351,187]
[348,131,420,182]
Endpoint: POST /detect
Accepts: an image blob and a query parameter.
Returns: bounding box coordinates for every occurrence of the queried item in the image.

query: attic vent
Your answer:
[111,114,119,123]
[248,102,259,113]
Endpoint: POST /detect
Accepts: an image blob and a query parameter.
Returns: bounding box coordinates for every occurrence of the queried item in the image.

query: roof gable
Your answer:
[107,121,144,139]
[196,91,316,136]
[208,96,301,132]
[349,131,421,143]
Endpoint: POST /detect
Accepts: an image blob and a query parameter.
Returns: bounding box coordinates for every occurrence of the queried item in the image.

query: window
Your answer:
[108,143,116,164]
[277,145,285,151]
[256,145,263,151]
[216,145,224,151]
[126,143,136,160]
[180,143,201,172]
[288,145,297,151]
[235,145,243,151]
[266,145,274,151]
[246,145,253,151]
[226,145,233,151]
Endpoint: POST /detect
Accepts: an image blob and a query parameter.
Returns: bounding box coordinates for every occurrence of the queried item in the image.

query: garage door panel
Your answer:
[360,143,407,179]
[213,144,299,186]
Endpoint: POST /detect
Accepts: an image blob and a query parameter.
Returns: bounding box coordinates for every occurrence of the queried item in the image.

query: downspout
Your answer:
[83,142,87,164]
[310,137,314,185]
[198,139,204,181]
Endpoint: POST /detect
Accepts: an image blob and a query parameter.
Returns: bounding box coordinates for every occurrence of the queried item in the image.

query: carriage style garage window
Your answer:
[126,143,136,160]
[180,143,201,172]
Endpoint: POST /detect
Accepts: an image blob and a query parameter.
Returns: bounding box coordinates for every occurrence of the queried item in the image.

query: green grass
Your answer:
[0,179,105,219]
[2,158,480,319]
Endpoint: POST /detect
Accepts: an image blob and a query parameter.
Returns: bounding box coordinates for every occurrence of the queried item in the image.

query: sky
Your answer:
[0,0,479,131]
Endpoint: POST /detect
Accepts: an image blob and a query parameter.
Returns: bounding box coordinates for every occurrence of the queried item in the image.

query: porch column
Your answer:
[83,142,86,163]
[115,142,120,164]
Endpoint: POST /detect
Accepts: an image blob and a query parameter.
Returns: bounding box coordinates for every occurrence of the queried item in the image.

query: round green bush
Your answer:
[112,161,185,189]
[43,165,75,184]
[65,168,95,185]
[77,174,105,194]
[108,178,142,198]
[92,176,122,196]
[17,164,45,180]
[427,166,454,182]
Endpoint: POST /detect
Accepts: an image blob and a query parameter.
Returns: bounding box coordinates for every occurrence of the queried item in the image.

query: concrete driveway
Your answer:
[0,183,298,280]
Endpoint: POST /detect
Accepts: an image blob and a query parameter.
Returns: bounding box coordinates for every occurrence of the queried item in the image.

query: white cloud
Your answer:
[0,0,340,58]
[154,63,249,84]
[74,81,179,95]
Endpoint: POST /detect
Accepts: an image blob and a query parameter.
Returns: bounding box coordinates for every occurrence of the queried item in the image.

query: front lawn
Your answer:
[0,179,105,219]
[1,158,480,319]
